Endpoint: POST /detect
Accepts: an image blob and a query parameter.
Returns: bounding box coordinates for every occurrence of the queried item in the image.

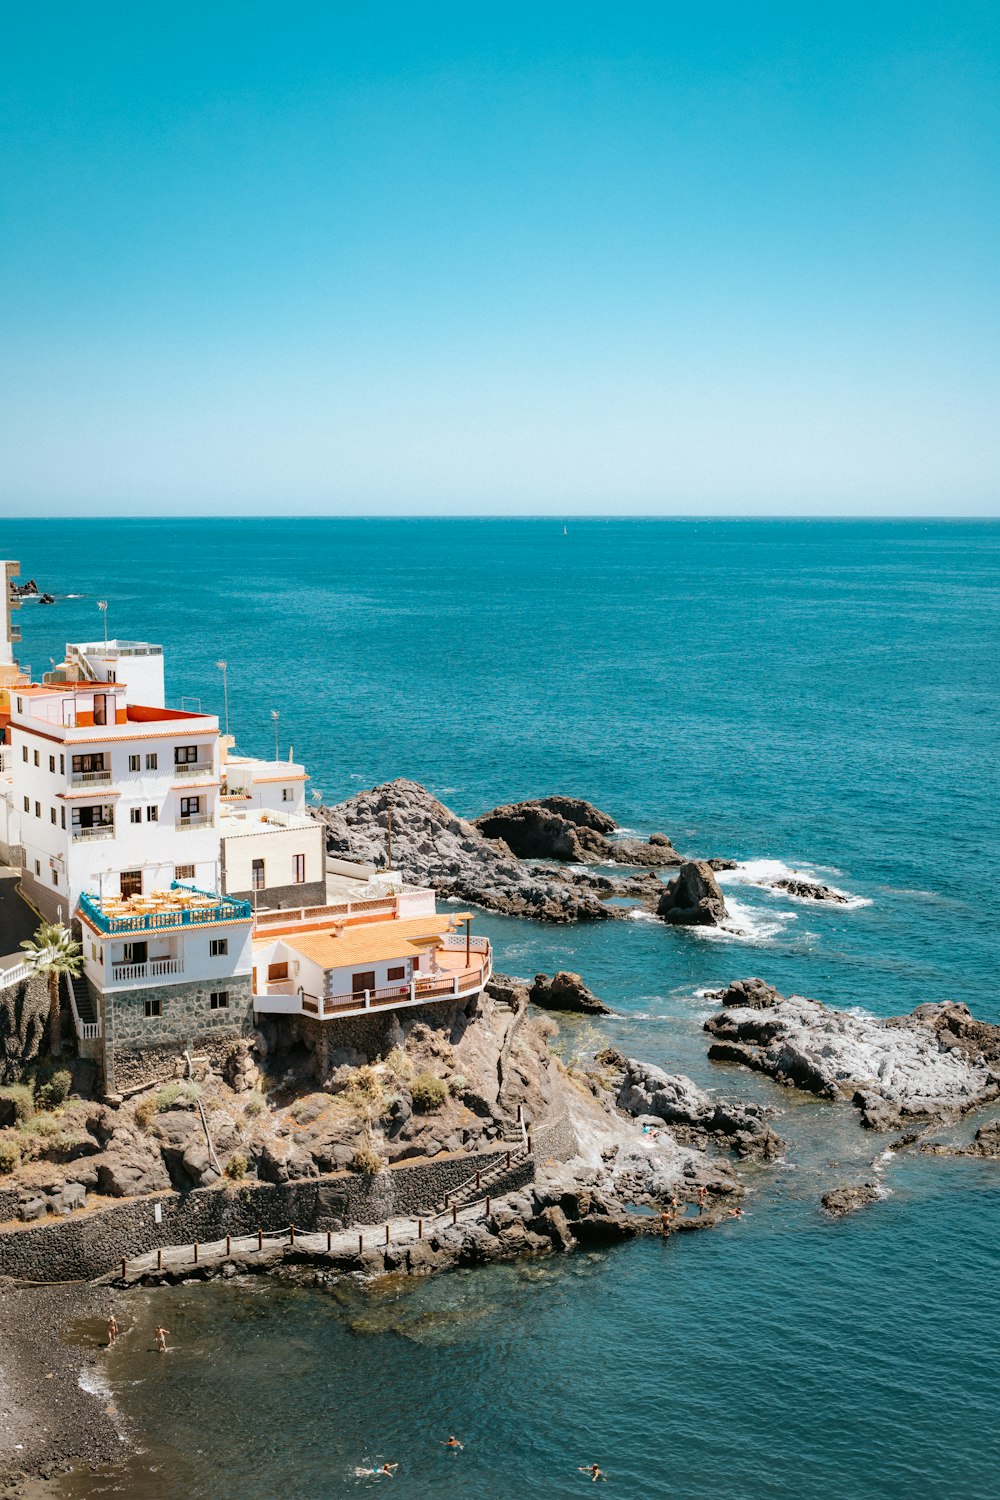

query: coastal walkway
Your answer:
[113,1195,508,1286]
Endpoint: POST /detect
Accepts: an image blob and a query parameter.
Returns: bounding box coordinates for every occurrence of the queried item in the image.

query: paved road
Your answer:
[0,867,37,955]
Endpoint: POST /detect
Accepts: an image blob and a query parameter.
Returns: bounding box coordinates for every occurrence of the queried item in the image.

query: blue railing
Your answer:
[78,882,252,936]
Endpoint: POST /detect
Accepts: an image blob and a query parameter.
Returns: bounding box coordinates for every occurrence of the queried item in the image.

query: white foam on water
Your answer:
[689,894,799,945]
[717,858,871,909]
[78,1365,112,1399]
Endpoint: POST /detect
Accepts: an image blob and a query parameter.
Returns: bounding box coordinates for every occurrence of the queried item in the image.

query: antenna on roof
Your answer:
[216,660,229,737]
[97,599,108,648]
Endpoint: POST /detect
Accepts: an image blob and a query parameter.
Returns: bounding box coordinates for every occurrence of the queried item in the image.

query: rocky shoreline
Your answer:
[703,979,1000,1129]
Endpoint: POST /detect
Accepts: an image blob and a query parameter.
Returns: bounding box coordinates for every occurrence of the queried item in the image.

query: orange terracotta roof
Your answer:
[264,915,457,969]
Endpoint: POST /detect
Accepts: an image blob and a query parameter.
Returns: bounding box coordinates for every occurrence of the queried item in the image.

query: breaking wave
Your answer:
[717,859,871,909]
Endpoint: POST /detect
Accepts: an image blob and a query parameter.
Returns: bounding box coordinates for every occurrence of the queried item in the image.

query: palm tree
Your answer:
[20,921,82,1056]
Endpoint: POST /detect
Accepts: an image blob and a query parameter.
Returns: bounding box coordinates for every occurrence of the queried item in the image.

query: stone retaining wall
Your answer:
[531,1109,579,1162]
[0,1146,527,1283]
[105,976,254,1093]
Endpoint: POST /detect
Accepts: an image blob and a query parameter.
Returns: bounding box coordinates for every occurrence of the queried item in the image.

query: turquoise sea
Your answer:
[7,517,1000,1500]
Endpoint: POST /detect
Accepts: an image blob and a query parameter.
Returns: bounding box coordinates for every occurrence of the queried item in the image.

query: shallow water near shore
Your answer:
[7,517,1000,1499]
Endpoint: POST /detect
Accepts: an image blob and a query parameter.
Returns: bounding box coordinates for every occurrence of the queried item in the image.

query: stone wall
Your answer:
[231,879,326,911]
[531,1108,579,1163]
[0,971,50,1084]
[104,975,254,1094]
[271,998,474,1080]
[0,1147,529,1282]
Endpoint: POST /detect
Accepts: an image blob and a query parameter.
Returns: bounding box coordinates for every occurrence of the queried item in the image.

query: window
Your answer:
[34,860,40,876]
[51,869,59,886]
[93,694,108,726]
[123,941,147,964]
[282,787,292,802]
[91,943,98,960]
[120,870,142,898]
[128,754,140,772]
[48,755,55,773]
[210,938,228,957]
[107,670,116,683]
[22,796,29,813]
[175,864,195,881]
[293,853,305,883]
[144,998,162,1018]
[352,971,376,996]
[130,807,142,824]
[60,808,65,829]
[387,966,406,982]
[180,795,201,819]
[175,745,199,765]
[59,754,64,774]
[21,745,27,762]
[71,753,105,774]
[33,749,39,767]
[210,991,229,1010]
[266,962,287,981]
[50,807,56,825]
[146,806,158,822]
[251,858,265,890]
[34,801,40,818]
[16,696,23,713]
[145,752,158,770]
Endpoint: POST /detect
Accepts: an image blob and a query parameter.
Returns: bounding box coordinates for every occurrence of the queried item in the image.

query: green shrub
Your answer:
[385,1046,411,1080]
[0,1084,35,1123]
[410,1071,448,1112]
[350,1143,386,1176]
[243,1092,266,1119]
[36,1070,72,1110]
[225,1151,248,1181]
[344,1066,384,1108]
[155,1081,201,1112]
[0,1136,22,1175]
[19,1113,62,1139]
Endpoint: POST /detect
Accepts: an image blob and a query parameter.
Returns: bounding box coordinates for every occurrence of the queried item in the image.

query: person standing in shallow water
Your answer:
[154,1325,170,1353]
[106,1313,118,1346]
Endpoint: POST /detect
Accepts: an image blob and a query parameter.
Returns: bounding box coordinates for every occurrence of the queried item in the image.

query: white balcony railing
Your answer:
[177,814,213,830]
[72,824,115,842]
[173,762,214,778]
[71,769,112,787]
[111,957,183,982]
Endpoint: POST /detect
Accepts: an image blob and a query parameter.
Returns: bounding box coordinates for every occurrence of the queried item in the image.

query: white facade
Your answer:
[8,682,221,913]
[221,752,308,814]
[219,807,324,898]
[59,640,166,708]
[81,911,253,993]
[1,561,20,667]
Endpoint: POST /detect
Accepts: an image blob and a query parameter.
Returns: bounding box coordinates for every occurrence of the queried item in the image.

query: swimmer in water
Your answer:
[578,1462,607,1482]
[442,1435,464,1450]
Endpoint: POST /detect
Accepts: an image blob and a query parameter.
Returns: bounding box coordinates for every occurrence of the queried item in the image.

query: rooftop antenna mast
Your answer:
[270,709,280,761]
[216,660,229,738]
[97,599,108,648]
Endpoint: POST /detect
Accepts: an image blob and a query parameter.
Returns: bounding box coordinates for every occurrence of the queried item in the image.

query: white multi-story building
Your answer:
[0,577,492,1098]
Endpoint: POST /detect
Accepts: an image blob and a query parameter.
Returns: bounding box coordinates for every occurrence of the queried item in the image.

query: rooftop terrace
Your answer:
[79,882,252,936]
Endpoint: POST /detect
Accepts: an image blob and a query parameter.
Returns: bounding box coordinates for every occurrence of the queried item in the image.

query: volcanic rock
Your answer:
[315,780,617,922]
[821,1183,880,1216]
[614,1057,783,1159]
[705,988,1000,1127]
[773,877,850,903]
[474,797,681,867]
[657,861,727,927]
[529,971,612,1016]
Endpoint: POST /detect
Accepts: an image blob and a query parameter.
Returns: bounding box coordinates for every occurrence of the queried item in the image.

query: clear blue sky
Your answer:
[1,2,997,515]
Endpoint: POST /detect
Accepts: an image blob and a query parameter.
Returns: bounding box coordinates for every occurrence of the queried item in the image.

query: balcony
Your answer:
[111,957,183,983]
[255,940,493,1021]
[177,813,213,830]
[72,823,114,842]
[71,768,112,787]
[173,762,214,778]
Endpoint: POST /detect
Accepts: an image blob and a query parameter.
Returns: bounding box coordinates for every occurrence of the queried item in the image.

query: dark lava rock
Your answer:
[656,861,727,927]
[718,977,784,1010]
[774,877,850,903]
[821,1183,880,1217]
[529,971,612,1016]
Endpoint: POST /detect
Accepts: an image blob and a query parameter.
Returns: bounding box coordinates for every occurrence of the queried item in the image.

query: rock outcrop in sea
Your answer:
[474,796,682,867]
[656,860,728,926]
[527,971,612,1015]
[602,1052,784,1159]
[704,981,1000,1128]
[315,780,672,921]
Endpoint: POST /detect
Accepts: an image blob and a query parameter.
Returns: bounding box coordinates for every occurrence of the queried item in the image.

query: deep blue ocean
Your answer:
[7,517,1000,1500]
